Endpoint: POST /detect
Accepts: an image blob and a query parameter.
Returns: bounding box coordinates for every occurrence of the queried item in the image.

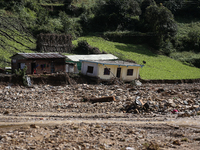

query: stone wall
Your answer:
[36,34,73,53]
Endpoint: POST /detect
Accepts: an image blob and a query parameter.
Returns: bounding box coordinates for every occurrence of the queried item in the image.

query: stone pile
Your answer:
[0,83,199,116]
[0,83,200,149]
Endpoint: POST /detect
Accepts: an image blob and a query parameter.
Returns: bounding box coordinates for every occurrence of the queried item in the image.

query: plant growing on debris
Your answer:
[15,66,28,86]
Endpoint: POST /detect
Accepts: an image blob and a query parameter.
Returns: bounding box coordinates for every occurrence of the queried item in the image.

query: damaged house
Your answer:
[10,53,66,74]
[80,60,144,82]
[65,54,118,73]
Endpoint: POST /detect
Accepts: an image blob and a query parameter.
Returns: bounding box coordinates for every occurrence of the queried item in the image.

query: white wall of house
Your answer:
[66,64,74,73]
[120,66,140,81]
[81,61,99,77]
[98,64,140,81]
[98,64,116,80]
[81,61,141,81]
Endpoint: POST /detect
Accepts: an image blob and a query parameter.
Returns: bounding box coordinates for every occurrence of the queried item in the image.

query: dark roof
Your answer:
[11,53,66,59]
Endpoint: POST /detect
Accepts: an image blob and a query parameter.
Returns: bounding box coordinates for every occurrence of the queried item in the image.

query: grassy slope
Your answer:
[0,9,36,67]
[0,31,35,67]
[73,36,200,80]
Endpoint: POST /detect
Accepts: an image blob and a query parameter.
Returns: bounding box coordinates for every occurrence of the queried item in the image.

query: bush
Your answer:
[103,31,158,46]
[187,30,200,52]
[170,51,200,68]
[15,66,28,86]
[175,30,200,52]
[59,11,82,39]
[73,40,101,54]
[160,40,176,56]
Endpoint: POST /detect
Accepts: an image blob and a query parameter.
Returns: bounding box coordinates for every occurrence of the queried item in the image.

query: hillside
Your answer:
[0,0,200,80]
[73,36,200,80]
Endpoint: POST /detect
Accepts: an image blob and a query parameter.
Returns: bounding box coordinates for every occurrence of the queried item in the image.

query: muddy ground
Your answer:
[0,83,200,150]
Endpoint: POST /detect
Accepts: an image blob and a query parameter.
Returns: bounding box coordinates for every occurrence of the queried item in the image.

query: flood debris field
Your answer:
[0,83,200,149]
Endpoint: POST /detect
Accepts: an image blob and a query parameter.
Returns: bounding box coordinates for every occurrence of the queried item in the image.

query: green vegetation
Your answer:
[73,36,200,79]
[0,0,200,79]
[0,16,35,67]
[15,66,28,86]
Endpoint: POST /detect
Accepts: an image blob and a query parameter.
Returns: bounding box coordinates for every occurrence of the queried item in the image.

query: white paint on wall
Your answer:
[81,61,141,81]
[98,64,116,80]
[81,61,99,77]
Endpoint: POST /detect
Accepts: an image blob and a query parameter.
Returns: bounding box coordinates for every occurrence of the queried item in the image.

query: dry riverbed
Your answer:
[0,83,200,149]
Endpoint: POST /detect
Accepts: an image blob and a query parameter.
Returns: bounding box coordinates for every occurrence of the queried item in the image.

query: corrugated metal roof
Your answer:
[66,54,118,62]
[14,53,66,59]
[80,60,144,67]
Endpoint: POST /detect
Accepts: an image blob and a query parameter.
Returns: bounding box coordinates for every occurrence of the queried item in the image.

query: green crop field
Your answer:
[0,30,35,67]
[73,36,200,80]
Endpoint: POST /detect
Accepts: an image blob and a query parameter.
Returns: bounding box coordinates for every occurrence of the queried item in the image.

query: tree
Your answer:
[91,0,141,31]
[145,4,177,42]
[140,0,156,18]
[162,0,185,14]
[59,11,82,39]
[180,0,200,17]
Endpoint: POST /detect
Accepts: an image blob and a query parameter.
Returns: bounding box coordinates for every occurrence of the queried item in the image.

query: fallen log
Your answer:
[83,96,115,103]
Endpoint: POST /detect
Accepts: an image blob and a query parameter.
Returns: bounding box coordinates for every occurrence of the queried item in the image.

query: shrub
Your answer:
[15,66,28,86]
[170,51,200,68]
[59,11,82,39]
[73,40,101,54]
[160,40,176,56]
[187,30,200,52]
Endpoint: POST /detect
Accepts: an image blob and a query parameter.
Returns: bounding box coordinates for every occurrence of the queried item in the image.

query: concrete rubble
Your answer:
[0,83,199,149]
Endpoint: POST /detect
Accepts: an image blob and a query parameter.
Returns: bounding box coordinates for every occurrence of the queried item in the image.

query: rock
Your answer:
[183,101,188,105]
[3,111,9,115]
[143,101,150,110]
[194,137,200,141]
[126,147,135,150]
[134,109,139,114]
[193,105,199,109]
[173,140,181,145]
[30,124,39,128]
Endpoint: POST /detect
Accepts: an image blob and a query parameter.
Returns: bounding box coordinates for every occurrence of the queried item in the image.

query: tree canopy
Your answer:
[145,4,177,39]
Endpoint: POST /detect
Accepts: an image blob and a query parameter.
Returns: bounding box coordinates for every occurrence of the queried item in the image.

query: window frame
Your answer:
[104,68,110,75]
[87,66,94,73]
[127,69,134,76]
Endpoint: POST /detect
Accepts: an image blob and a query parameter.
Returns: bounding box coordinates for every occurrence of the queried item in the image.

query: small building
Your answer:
[10,53,66,74]
[80,60,144,81]
[66,54,118,71]
[65,62,79,73]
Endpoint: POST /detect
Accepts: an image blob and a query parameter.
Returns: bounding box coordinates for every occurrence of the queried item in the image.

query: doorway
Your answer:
[31,63,36,74]
[51,62,55,73]
[116,68,121,78]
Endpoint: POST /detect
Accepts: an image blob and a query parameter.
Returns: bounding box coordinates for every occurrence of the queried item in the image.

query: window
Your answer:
[87,66,94,73]
[104,68,110,75]
[20,63,26,69]
[127,69,133,76]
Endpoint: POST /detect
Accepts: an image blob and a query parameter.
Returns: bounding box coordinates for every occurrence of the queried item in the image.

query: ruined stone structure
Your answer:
[36,33,73,53]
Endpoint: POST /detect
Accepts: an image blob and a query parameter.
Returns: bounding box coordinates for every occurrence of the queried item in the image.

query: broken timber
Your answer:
[84,96,115,103]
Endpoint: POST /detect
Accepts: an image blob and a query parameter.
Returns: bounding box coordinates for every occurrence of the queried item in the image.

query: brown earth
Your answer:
[0,83,200,149]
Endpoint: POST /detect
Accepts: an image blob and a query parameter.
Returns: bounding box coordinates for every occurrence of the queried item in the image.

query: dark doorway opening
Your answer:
[31,63,36,74]
[51,62,55,73]
[116,68,121,78]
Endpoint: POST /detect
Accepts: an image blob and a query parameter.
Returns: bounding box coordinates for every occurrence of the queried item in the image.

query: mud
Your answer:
[0,83,200,149]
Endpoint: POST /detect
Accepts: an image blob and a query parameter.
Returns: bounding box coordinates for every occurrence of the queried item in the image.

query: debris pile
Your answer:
[0,83,200,149]
[0,83,199,116]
